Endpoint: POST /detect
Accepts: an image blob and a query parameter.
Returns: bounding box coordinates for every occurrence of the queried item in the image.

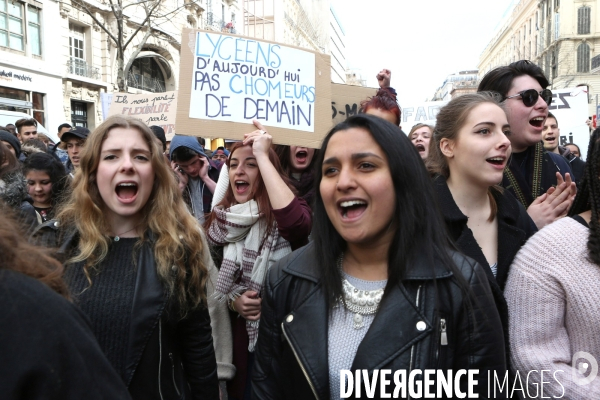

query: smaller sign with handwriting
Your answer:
[108,91,178,140]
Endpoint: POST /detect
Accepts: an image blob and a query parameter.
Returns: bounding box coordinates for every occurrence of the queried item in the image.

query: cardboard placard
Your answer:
[176,28,331,148]
[108,91,178,140]
[330,83,377,126]
[330,84,448,133]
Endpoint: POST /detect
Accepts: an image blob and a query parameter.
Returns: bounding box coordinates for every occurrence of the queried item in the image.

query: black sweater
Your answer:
[0,269,131,400]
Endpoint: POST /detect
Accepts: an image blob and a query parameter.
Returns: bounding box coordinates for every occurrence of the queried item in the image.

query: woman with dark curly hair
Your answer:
[0,144,37,230]
[23,152,70,222]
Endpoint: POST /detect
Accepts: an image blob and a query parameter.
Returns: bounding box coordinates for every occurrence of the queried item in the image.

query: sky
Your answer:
[330,0,517,105]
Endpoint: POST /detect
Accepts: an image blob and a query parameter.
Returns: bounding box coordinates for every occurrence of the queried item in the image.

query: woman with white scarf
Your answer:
[206,120,312,400]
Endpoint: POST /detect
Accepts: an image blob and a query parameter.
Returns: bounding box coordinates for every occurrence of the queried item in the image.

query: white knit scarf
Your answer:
[211,199,292,351]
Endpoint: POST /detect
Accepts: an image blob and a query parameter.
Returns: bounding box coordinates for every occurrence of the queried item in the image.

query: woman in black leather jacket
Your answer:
[252,115,507,399]
[56,116,219,400]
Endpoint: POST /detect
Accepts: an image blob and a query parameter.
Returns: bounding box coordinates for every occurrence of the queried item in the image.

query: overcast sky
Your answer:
[330,0,517,105]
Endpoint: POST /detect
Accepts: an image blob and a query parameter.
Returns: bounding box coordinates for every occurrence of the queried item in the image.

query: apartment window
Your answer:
[578,6,591,35]
[554,13,560,40]
[69,24,85,60]
[0,1,41,54]
[551,49,557,80]
[0,0,24,51]
[32,91,44,126]
[71,100,88,127]
[578,43,590,72]
[28,6,40,55]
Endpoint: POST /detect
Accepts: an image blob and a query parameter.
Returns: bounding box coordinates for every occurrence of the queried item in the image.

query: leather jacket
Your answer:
[60,231,219,400]
[252,242,507,399]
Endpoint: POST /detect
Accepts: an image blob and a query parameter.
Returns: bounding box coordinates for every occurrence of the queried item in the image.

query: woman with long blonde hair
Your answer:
[56,115,219,399]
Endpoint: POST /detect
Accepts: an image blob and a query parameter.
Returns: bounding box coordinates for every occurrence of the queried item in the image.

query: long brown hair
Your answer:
[205,142,295,233]
[57,115,209,310]
[427,92,505,221]
[0,208,69,298]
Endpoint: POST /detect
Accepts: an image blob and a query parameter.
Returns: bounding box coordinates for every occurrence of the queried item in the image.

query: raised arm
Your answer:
[242,120,295,210]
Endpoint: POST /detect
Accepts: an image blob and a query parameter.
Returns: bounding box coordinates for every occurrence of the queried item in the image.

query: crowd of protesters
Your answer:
[0,59,598,400]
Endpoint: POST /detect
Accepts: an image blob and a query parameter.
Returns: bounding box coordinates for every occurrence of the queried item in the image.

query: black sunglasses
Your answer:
[505,88,553,107]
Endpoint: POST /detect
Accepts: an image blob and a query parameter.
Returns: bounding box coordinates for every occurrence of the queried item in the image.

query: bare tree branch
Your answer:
[123,0,162,49]
[124,20,153,76]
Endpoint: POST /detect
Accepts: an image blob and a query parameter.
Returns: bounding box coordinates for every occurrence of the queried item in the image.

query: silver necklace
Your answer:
[112,224,141,242]
[338,254,385,330]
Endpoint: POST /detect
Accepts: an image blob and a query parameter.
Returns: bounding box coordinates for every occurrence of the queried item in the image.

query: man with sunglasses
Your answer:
[478,60,576,229]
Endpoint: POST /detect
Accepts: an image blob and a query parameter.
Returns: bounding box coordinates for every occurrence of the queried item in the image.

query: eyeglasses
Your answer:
[505,88,553,107]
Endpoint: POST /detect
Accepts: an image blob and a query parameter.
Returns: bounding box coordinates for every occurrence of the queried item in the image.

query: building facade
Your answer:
[0,0,64,132]
[243,0,346,83]
[479,0,600,116]
[431,70,479,101]
[329,6,346,84]
[0,0,243,133]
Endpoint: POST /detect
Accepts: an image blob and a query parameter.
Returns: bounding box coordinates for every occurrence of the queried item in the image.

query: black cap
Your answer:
[149,125,167,151]
[61,126,90,142]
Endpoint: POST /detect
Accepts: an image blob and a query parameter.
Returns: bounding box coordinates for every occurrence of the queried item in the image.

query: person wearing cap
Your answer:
[170,135,219,223]
[0,130,21,159]
[61,126,90,175]
[211,146,229,168]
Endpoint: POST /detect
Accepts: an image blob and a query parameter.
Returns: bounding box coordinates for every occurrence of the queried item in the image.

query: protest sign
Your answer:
[331,84,377,126]
[100,92,113,121]
[401,101,448,128]
[108,91,177,140]
[548,87,590,160]
[176,28,331,148]
[330,84,448,132]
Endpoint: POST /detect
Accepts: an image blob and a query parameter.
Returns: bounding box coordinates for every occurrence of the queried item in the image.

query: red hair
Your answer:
[360,88,401,126]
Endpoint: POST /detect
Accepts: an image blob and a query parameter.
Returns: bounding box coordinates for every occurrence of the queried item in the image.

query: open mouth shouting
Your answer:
[116,182,138,203]
[235,180,250,195]
[338,199,368,220]
[415,144,426,153]
[529,116,545,129]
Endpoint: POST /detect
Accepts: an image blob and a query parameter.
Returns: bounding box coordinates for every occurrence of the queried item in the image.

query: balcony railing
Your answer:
[127,72,165,93]
[67,58,100,80]
[204,12,237,34]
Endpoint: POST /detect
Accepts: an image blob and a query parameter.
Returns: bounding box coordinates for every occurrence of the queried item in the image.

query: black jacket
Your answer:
[61,232,219,400]
[558,146,586,187]
[252,242,507,399]
[433,176,537,291]
[0,270,131,400]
